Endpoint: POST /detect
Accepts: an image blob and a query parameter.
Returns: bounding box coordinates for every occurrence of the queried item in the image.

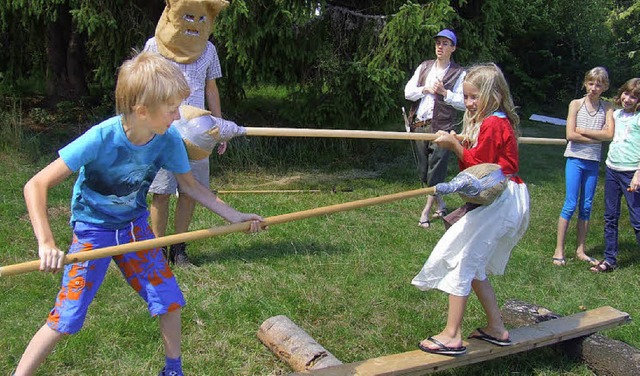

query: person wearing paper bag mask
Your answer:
[145,0,230,265]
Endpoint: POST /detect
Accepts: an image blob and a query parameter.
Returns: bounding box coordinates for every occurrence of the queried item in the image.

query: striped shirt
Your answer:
[564,99,606,161]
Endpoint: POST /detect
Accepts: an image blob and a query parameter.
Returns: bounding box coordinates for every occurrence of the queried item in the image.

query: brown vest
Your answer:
[409,60,464,132]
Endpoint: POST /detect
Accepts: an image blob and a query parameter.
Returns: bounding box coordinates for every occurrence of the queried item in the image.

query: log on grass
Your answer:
[502,300,640,376]
[258,315,342,372]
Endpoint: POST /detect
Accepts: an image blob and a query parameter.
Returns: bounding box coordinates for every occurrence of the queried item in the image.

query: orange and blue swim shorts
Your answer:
[46,215,185,334]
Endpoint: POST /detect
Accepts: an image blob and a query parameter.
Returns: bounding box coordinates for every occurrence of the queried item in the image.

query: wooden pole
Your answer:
[217,188,353,194]
[0,186,435,277]
[244,127,567,146]
[218,189,322,194]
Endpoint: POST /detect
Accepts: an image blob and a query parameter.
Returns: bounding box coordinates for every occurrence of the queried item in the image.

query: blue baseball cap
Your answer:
[434,29,457,46]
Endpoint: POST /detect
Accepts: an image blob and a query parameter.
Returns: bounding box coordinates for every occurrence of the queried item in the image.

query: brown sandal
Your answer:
[590,260,616,273]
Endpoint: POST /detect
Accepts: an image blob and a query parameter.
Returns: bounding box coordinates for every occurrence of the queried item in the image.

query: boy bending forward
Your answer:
[14,51,263,376]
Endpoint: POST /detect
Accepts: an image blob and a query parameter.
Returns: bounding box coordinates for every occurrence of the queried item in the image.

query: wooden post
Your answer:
[258,315,342,372]
[502,300,640,376]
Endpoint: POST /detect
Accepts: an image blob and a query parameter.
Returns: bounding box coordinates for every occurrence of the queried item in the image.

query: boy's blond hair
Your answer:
[583,66,610,92]
[115,50,190,117]
[461,63,520,144]
[615,78,640,112]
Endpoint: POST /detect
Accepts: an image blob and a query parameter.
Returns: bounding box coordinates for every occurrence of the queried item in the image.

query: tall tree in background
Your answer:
[497,0,617,111]
[0,0,636,123]
[0,0,162,102]
[609,0,640,80]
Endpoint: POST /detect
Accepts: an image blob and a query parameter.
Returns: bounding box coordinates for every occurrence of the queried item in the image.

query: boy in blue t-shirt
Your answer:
[14,51,263,376]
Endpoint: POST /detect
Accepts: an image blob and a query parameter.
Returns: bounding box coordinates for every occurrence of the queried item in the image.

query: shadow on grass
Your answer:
[192,240,348,265]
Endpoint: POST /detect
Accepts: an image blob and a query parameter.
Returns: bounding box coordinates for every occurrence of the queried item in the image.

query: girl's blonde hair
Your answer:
[461,63,519,144]
[583,66,610,92]
[115,50,190,117]
[614,77,640,113]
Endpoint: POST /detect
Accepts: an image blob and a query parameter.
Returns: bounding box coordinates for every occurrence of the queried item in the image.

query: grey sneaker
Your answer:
[170,242,192,266]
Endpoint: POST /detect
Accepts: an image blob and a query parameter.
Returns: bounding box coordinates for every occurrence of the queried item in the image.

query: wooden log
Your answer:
[502,300,640,376]
[288,306,629,375]
[258,315,343,372]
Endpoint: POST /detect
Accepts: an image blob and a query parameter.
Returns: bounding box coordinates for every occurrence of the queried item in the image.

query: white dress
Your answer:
[411,180,530,296]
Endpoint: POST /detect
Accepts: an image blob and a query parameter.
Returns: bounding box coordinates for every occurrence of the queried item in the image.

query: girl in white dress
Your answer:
[411,63,530,356]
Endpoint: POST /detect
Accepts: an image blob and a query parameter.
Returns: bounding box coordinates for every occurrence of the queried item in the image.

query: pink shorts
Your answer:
[47,215,185,334]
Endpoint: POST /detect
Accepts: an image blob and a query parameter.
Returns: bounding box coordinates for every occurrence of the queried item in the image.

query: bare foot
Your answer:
[552,250,566,266]
[418,219,431,229]
[576,253,598,265]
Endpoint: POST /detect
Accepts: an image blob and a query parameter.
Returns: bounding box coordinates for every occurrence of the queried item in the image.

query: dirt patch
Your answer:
[19,205,71,222]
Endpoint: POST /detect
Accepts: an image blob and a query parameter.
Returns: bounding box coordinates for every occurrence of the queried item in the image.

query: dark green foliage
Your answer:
[0,0,637,125]
[608,0,640,80]
[498,0,618,116]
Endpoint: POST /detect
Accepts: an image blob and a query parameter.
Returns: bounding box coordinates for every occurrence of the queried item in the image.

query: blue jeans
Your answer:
[560,157,599,221]
[603,167,640,265]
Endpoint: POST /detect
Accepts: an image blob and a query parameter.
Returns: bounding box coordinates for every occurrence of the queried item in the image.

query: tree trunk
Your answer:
[66,30,89,98]
[45,1,88,101]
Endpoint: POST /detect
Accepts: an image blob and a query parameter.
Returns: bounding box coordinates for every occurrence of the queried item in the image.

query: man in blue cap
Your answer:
[404,28,466,229]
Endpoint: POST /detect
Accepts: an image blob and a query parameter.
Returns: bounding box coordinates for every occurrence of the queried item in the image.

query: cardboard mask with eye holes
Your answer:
[155,0,229,64]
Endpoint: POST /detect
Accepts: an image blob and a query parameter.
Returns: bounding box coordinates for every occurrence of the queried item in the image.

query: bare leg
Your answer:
[419,294,467,349]
[575,219,595,263]
[151,193,171,237]
[160,309,181,359]
[553,217,569,265]
[418,195,436,228]
[469,278,509,341]
[174,194,197,234]
[435,195,446,212]
[15,324,65,376]
[175,194,226,234]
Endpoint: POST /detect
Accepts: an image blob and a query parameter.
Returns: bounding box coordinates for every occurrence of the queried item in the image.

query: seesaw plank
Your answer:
[289,306,629,376]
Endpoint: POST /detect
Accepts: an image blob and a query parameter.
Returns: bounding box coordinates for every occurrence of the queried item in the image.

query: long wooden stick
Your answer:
[244,127,567,146]
[0,186,435,277]
[217,188,353,194]
[218,189,322,194]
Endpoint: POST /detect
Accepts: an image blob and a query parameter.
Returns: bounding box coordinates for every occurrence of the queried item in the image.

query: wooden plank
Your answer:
[289,306,629,376]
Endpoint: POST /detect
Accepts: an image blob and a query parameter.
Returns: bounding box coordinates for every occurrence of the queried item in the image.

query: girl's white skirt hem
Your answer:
[411,181,529,296]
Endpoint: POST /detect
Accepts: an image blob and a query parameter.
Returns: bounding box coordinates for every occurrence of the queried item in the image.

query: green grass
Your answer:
[1,118,638,375]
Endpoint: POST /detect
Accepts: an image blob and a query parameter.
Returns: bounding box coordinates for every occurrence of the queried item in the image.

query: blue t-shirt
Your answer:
[59,115,190,229]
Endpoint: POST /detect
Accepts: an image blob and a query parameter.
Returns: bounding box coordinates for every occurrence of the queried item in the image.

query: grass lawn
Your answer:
[1,119,638,375]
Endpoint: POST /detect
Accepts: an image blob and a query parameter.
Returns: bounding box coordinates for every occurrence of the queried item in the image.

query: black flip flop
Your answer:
[418,337,467,356]
[468,328,512,346]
